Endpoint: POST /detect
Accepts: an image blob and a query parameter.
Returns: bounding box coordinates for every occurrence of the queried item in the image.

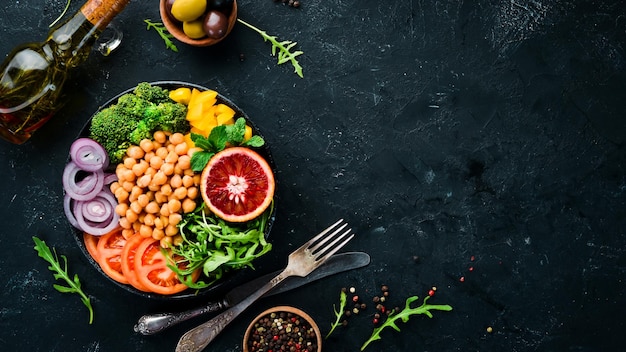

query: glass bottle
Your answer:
[0,0,131,145]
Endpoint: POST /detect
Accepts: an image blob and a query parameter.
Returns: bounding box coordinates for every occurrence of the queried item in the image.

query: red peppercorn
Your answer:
[469,266,474,272]
[460,276,465,282]
[380,305,386,313]
[352,295,359,303]
[373,318,379,324]
[428,289,435,297]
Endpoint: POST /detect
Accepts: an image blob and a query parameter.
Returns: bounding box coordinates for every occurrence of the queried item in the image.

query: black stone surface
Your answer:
[1,0,625,351]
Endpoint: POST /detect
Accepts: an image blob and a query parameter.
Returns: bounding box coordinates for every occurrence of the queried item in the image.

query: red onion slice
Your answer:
[63,161,104,201]
[63,194,81,230]
[73,189,120,236]
[70,138,109,172]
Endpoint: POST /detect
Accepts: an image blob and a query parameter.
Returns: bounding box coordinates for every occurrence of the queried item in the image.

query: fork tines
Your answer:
[306,219,354,261]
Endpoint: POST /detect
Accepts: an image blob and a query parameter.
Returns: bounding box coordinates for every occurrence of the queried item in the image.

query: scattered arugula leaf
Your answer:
[361,295,452,351]
[32,236,94,324]
[167,202,273,289]
[144,19,179,52]
[326,290,348,339]
[49,0,71,28]
[190,117,265,171]
[237,19,304,78]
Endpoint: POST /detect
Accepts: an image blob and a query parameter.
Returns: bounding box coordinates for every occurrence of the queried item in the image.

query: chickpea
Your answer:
[165,224,178,237]
[182,175,194,188]
[139,224,153,238]
[152,170,168,186]
[144,213,156,226]
[174,186,187,200]
[122,181,134,192]
[144,166,157,177]
[160,236,173,248]
[137,193,150,208]
[115,203,129,216]
[127,145,145,159]
[114,187,129,203]
[150,156,164,170]
[130,185,143,200]
[152,228,165,240]
[125,209,139,223]
[129,200,142,215]
[169,132,185,145]
[182,198,196,213]
[187,186,198,200]
[173,164,184,176]
[168,198,181,213]
[161,162,175,176]
[143,151,155,162]
[132,160,149,177]
[174,142,189,156]
[145,201,160,214]
[172,235,184,247]
[177,155,191,170]
[154,217,164,230]
[122,228,135,239]
[169,213,182,226]
[165,150,179,164]
[118,217,132,229]
[153,131,167,144]
[140,139,154,153]
[123,157,136,169]
[155,146,168,160]
[136,174,152,188]
[123,169,136,182]
[154,191,167,204]
[160,203,170,217]
[161,184,173,196]
[170,174,183,188]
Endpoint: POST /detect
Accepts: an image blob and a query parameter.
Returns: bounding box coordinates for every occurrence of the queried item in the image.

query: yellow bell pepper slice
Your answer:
[244,125,253,141]
[169,87,192,105]
[216,113,235,126]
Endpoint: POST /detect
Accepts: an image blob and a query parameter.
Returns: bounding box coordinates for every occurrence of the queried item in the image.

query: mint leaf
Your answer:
[243,135,265,148]
[208,125,228,150]
[191,151,214,172]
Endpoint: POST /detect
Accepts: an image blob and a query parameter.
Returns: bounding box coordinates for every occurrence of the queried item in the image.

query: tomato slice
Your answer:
[121,235,150,292]
[134,238,197,295]
[96,228,129,284]
[83,233,100,262]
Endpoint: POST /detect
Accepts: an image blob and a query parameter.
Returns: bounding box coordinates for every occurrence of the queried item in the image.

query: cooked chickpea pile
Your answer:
[110,131,200,247]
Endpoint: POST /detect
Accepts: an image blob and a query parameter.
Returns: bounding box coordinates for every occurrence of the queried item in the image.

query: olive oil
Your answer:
[0,0,131,144]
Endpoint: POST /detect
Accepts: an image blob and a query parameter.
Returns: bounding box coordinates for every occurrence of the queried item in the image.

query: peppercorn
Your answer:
[360,303,366,310]
[381,285,389,292]
[352,295,359,303]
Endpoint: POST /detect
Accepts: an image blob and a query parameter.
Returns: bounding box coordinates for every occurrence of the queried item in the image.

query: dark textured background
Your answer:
[1,0,625,351]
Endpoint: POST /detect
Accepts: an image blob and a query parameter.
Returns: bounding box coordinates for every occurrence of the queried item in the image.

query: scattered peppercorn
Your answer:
[428,289,435,297]
[487,326,493,333]
[381,285,389,292]
[349,287,356,293]
[360,303,366,310]
[459,276,465,282]
[372,296,380,303]
[383,291,389,297]
[352,295,359,303]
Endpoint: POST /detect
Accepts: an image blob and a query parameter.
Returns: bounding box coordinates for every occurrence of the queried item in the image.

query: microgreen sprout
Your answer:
[326,290,347,339]
[361,295,453,350]
[33,236,94,324]
[144,19,179,52]
[237,19,304,78]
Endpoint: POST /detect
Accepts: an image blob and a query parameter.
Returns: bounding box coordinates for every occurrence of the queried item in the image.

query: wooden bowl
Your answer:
[243,306,322,352]
[159,0,238,47]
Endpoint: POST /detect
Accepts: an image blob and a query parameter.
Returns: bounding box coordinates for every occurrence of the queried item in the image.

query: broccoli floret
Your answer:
[116,93,155,120]
[89,83,190,164]
[133,82,171,104]
[89,104,136,164]
[129,102,189,145]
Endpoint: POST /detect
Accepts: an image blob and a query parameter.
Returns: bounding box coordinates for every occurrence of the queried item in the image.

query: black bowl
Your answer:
[67,81,276,300]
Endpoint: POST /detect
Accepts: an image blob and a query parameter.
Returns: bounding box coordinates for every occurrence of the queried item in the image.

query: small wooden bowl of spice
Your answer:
[160,0,238,47]
[243,306,322,352]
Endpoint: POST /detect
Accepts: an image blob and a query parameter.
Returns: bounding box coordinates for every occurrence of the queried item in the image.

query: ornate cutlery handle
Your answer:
[134,300,227,335]
[175,270,289,352]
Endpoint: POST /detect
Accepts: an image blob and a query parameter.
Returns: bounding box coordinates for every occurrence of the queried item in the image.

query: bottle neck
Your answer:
[80,0,131,30]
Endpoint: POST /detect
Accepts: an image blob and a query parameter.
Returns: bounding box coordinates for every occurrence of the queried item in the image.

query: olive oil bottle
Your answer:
[0,0,131,144]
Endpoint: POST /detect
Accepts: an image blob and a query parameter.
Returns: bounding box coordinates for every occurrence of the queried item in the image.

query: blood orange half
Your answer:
[200,147,275,222]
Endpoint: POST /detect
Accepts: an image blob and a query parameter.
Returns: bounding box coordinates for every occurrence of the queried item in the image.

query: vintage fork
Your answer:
[175,219,355,352]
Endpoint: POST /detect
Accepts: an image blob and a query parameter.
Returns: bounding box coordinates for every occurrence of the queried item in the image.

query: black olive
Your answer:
[203,10,228,39]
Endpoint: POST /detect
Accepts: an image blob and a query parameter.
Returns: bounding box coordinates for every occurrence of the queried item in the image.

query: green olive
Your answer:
[171,0,207,22]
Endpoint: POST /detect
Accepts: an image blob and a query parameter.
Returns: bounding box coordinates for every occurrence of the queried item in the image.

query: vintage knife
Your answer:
[134,251,370,335]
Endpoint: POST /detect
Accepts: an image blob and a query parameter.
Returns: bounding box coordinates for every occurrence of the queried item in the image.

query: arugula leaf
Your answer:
[168,202,273,289]
[189,117,265,171]
[237,19,304,78]
[326,290,348,339]
[144,19,179,52]
[33,236,94,324]
[361,295,452,350]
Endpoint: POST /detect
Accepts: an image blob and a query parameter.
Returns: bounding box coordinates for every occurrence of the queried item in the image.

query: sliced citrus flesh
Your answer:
[200,147,275,222]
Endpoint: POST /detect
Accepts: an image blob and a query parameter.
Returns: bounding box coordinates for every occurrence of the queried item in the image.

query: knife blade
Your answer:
[134,251,370,335]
